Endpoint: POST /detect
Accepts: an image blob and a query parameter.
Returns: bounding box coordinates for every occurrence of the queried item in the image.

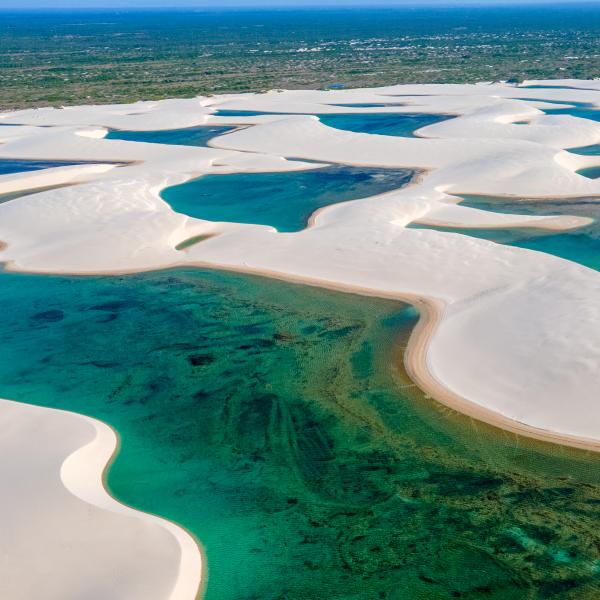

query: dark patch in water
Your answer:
[188,353,215,367]
[425,470,503,495]
[89,300,138,311]
[30,309,64,322]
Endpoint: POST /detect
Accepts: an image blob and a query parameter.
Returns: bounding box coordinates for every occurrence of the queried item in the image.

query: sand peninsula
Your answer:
[0,79,599,597]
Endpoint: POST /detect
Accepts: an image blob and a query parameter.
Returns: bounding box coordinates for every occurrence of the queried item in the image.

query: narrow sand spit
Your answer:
[0,80,599,598]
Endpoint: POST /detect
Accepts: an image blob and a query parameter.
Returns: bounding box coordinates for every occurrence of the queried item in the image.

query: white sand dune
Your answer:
[0,80,600,598]
[0,399,201,600]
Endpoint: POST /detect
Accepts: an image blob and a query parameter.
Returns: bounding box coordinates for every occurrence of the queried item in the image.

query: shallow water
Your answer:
[512,98,600,128]
[106,125,238,147]
[161,165,415,232]
[2,267,600,599]
[521,85,593,90]
[0,158,82,176]
[578,166,600,180]
[103,111,450,153]
[411,195,600,272]
[214,110,274,117]
[544,103,600,122]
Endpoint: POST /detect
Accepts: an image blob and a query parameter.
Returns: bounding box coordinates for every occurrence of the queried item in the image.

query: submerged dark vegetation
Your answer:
[1,267,600,599]
[0,6,599,109]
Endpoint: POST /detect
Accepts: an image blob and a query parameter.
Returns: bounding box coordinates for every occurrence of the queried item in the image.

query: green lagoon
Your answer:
[1,267,600,599]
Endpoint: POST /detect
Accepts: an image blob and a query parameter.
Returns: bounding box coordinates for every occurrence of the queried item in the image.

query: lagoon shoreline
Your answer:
[1,79,600,598]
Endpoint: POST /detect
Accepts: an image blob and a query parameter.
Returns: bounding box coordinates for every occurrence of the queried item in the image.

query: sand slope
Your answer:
[0,399,201,600]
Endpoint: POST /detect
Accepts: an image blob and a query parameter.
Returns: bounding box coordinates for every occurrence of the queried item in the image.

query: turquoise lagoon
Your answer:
[408,103,600,269]
[514,96,600,122]
[2,267,600,599]
[535,97,600,178]
[106,125,238,148]
[551,101,599,177]
[318,112,451,137]
[513,98,600,135]
[570,144,600,157]
[409,195,600,272]
[215,109,452,138]
[543,102,600,123]
[565,111,600,178]
[106,111,452,150]
[160,165,415,232]
[577,166,600,180]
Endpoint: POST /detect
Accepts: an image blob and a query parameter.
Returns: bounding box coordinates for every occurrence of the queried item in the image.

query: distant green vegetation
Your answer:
[0,6,598,109]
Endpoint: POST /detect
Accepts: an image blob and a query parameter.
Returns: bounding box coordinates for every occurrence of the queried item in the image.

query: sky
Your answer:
[4,0,598,8]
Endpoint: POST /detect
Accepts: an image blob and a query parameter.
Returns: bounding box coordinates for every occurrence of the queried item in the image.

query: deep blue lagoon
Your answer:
[0,159,84,176]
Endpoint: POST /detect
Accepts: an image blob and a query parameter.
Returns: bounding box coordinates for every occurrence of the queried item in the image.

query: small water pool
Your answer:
[0,159,84,176]
[318,112,451,137]
[577,166,600,179]
[105,125,238,147]
[545,104,600,122]
[569,144,600,156]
